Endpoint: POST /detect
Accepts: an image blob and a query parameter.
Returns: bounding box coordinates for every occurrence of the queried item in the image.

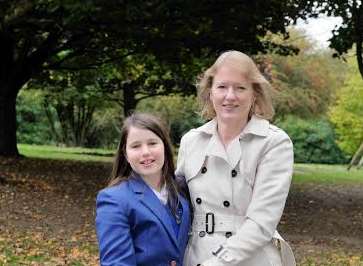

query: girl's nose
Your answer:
[141,145,151,155]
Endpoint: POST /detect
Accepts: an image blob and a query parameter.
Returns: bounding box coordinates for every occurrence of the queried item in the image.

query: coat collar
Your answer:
[193,116,269,168]
[195,115,270,138]
[128,173,189,250]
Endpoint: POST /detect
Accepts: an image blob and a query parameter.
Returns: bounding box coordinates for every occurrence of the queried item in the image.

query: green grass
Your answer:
[293,163,363,184]
[18,144,363,183]
[18,144,115,162]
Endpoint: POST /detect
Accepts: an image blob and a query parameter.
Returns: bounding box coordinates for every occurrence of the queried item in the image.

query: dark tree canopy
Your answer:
[309,0,363,78]
[0,0,316,156]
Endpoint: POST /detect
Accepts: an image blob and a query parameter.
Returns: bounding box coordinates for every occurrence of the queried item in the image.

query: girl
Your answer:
[96,113,191,266]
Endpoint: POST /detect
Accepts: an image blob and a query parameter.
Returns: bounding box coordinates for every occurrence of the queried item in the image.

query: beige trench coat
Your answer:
[176,116,296,266]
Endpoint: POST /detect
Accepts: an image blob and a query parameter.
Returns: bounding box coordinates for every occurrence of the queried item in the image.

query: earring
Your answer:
[248,100,256,118]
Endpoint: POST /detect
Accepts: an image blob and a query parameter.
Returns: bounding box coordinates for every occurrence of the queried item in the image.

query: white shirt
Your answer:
[150,184,168,205]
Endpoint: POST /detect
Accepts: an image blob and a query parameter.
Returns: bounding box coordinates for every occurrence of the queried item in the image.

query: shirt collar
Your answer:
[149,183,168,205]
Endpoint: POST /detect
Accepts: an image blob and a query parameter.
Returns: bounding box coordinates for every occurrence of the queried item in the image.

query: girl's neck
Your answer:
[141,174,163,192]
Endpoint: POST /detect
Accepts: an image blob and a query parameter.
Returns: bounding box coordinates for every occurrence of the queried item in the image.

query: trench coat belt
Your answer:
[192,213,245,233]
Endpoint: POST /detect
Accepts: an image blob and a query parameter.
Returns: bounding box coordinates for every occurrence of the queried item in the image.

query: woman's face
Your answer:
[125,126,165,183]
[210,63,255,124]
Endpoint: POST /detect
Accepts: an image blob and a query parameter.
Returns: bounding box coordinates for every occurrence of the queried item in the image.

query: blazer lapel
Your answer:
[129,176,179,249]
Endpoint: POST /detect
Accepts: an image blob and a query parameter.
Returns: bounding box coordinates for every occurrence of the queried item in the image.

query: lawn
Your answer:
[294,163,363,184]
[18,144,115,162]
[1,144,362,266]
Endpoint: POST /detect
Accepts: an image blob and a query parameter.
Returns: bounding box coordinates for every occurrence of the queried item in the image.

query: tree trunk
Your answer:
[354,1,363,79]
[348,142,363,170]
[0,93,19,156]
[123,83,137,116]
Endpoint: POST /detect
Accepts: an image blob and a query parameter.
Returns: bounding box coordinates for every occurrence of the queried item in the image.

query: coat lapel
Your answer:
[129,176,179,249]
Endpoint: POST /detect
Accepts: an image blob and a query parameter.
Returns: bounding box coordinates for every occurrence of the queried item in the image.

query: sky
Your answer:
[295,16,343,48]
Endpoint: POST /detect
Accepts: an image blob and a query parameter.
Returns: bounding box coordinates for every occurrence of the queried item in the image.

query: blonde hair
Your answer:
[197,50,274,120]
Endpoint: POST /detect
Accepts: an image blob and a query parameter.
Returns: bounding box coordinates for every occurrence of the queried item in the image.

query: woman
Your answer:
[176,51,295,266]
[96,113,191,266]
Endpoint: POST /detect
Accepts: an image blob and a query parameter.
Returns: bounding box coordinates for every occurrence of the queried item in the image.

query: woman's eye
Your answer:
[237,86,246,90]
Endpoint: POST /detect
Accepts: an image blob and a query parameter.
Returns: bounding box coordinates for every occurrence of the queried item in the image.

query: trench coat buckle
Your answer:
[205,212,215,234]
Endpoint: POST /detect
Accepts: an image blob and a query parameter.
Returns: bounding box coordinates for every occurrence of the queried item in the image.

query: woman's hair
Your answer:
[109,113,180,214]
[197,50,274,120]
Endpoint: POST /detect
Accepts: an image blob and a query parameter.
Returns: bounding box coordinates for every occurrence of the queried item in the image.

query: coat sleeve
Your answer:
[95,189,136,266]
[175,133,188,177]
[203,131,294,266]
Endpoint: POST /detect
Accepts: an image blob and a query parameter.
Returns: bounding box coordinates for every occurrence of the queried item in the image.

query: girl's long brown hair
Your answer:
[109,113,180,215]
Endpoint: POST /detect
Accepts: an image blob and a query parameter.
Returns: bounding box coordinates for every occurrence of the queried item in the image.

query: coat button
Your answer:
[231,169,237,177]
[199,231,206,237]
[201,166,207,174]
[196,198,202,204]
[225,232,232,238]
[223,200,230,207]
[197,264,201,266]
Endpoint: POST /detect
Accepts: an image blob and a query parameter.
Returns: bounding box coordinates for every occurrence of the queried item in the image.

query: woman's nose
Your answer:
[225,86,237,99]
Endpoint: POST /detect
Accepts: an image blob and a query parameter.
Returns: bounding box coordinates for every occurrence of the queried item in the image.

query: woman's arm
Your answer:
[96,189,136,266]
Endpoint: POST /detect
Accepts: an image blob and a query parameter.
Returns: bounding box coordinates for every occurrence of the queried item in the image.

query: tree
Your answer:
[38,70,107,147]
[260,29,348,120]
[0,0,317,156]
[329,58,363,168]
[316,1,363,79]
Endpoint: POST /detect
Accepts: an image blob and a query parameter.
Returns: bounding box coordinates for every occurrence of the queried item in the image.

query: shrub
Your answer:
[276,116,348,164]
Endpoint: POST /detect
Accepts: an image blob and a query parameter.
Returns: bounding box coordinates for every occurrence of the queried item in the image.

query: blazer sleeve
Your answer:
[203,131,294,266]
[96,188,136,266]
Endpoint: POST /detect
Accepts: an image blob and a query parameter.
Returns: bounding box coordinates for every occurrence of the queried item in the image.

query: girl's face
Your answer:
[210,63,255,124]
[125,126,165,183]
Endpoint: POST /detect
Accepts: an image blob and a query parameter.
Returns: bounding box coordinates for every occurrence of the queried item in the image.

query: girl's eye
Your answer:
[149,142,157,146]
[130,144,140,149]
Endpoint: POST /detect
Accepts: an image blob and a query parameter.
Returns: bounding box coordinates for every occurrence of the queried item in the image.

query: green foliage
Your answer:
[268,29,348,119]
[277,116,348,164]
[16,89,55,145]
[89,106,121,149]
[138,95,204,144]
[329,59,363,155]
[18,74,122,148]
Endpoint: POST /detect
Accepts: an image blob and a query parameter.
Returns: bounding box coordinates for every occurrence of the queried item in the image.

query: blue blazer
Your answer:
[96,176,191,266]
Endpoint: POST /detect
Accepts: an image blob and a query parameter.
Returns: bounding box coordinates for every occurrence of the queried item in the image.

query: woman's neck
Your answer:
[216,118,247,147]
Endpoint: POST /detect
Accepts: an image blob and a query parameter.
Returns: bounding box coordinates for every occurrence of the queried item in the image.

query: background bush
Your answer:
[138,95,205,145]
[277,116,349,164]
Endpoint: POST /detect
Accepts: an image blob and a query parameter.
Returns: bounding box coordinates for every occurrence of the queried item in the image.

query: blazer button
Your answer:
[199,231,206,237]
[196,198,202,204]
[201,166,207,174]
[197,264,201,266]
[223,200,230,207]
[231,169,237,177]
[225,231,232,238]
